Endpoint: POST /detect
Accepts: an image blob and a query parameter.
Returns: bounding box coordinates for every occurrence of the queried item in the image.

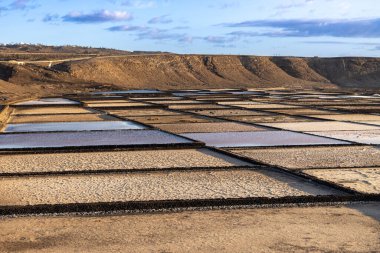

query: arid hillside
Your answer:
[1,52,380,102]
[56,55,333,90]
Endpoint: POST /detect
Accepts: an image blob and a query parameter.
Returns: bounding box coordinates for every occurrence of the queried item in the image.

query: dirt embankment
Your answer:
[1,54,380,102]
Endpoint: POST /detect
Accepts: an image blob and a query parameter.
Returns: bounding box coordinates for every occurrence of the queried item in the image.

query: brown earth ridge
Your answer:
[1,48,380,102]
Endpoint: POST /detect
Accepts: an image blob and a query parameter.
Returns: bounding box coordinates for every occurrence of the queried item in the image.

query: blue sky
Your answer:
[1,0,380,56]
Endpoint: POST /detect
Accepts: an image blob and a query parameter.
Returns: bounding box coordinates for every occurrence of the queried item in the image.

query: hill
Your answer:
[0,46,379,102]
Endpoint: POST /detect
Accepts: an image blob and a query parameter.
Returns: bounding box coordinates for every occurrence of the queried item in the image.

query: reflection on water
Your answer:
[182,131,350,147]
[15,98,79,106]
[0,130,192,149]
[4,121,147,133]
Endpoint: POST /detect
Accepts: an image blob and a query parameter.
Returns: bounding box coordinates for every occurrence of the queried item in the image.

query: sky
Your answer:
[1,0,380,56]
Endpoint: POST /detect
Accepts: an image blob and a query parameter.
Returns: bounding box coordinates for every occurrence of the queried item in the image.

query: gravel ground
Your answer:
[9,114,119,123]
[309,130,380,145]
[227,146,380,169]
[303,168,380,194]
[1,203,378,253]
[0,148,249,174]
[0,169,342,206]
[0,130,192,149]
[182,131,349,147]
[153,122,268,133]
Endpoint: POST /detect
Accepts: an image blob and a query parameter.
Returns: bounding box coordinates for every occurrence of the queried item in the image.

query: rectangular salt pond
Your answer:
[4,121,147,133]
[228,91,263,95]
[309,130,380,145]
[13,107,94,115]
[150,100,204,105]
[195,97,244,101]
[0,169,344,206]
[9,114,119,123]
[264,109,340,115]
[181,131,350,148]
[217,101,261,105]
[91,90,163,95]
[227,146,380,170]
[172,92,216,97]
[154,122,268,133]
[168,104,229,110]
[324,105,380,113]
[127,115,220,124]
[189,109,269,117]
[106,109,182,117]
[233,104,307,109]
[302,168,380,194]
[218,102,301,109]
[81,100,131,103]
[0,148,250,174]
[260,122,380,132]
[222,115,314,123]
[133,97,183,100]
[360,121,380,126]
[0,130,193,149]
[309,114,380,121]
[14,98,79,106]
[85,102,152,108]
